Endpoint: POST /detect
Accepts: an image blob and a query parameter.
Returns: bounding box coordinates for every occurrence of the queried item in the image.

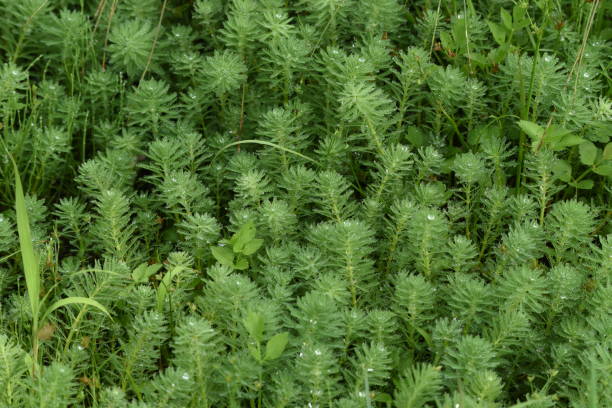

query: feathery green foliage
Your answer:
[0,0,610,406]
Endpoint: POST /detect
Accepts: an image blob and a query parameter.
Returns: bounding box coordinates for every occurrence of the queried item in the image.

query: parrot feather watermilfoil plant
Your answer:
[0,0,610,407]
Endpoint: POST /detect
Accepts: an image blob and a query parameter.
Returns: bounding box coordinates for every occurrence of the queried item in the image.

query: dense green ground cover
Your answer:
[0,0,610,407]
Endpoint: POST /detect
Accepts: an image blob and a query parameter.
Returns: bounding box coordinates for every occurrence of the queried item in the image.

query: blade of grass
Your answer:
[212,139,320,166]
[11,158,41,374]
[156,266,186,312]
[12,160,40,330]
[41,297,112,324]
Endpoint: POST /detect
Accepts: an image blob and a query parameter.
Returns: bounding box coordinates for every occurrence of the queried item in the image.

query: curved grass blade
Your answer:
[156,266,186,312]
[212,139,320,166]
[12,161,40,326]
[41,297,112,324]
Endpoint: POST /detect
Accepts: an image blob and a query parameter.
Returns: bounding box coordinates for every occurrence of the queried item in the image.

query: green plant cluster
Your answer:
[0,0,610,407]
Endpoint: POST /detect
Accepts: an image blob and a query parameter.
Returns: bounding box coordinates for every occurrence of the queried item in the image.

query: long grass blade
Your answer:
[13,161,40,326]
[41,297,112,324]
[212,139,320,166]
[156,266,186,312]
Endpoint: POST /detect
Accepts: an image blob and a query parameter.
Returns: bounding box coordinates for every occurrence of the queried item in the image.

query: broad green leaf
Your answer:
[156,266,186,312]
[488,44,509,64]
[578,141,598,166]
[244,312,265,342]
[132,262,163,283]
[517,120,543,141]
[551,159,572,182]
[242,238,263,256]
[603,143,612,160]
[439,31,454,49]
[574,179,594,189]
[373,393,393,404]
[500,8,513,31]
[451,20,467,51]
[264,332,289,361]
[469,52,488,67]
[13,161,40,323]
[533,125,579,151]
[544,125,573,143]
[553,134,585,151]
[488,21,506,45]
[234,257,249,270]
[248,343,261,362]
[593,162,612,177]
[42,297,111,324]
[512,5,527,28]
[211,245,234,267]
[232,220,256,251]
[406,126,425,147]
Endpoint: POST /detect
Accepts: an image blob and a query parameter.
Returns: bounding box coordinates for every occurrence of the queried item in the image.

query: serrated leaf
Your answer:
[132,262,163,283]
[211,245,234,267]
[500,8,513,31]
[406,126,424,147]
[603,143,612,160]
[517,120,543,141]
[574,179,594,189]
[551,159,572,182]
[554,134,585,150]
[241,238,263,256]
[488,44,509,64]
[579,141,598,166]
[232,220,257,252]
[373,393,393,403]
[451,19,467,51]
[541,125,576,150]
[488,20,507,45]
[545,125,573,142]
[248,343,261,362]
[244,312,265,342]
[234,257,249,270]
[440,31,454,49]
[469,52,488,67]
[512,5,528,28]
[593,162,612,177]
[156,266,186,312]
[264,332,289,361]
